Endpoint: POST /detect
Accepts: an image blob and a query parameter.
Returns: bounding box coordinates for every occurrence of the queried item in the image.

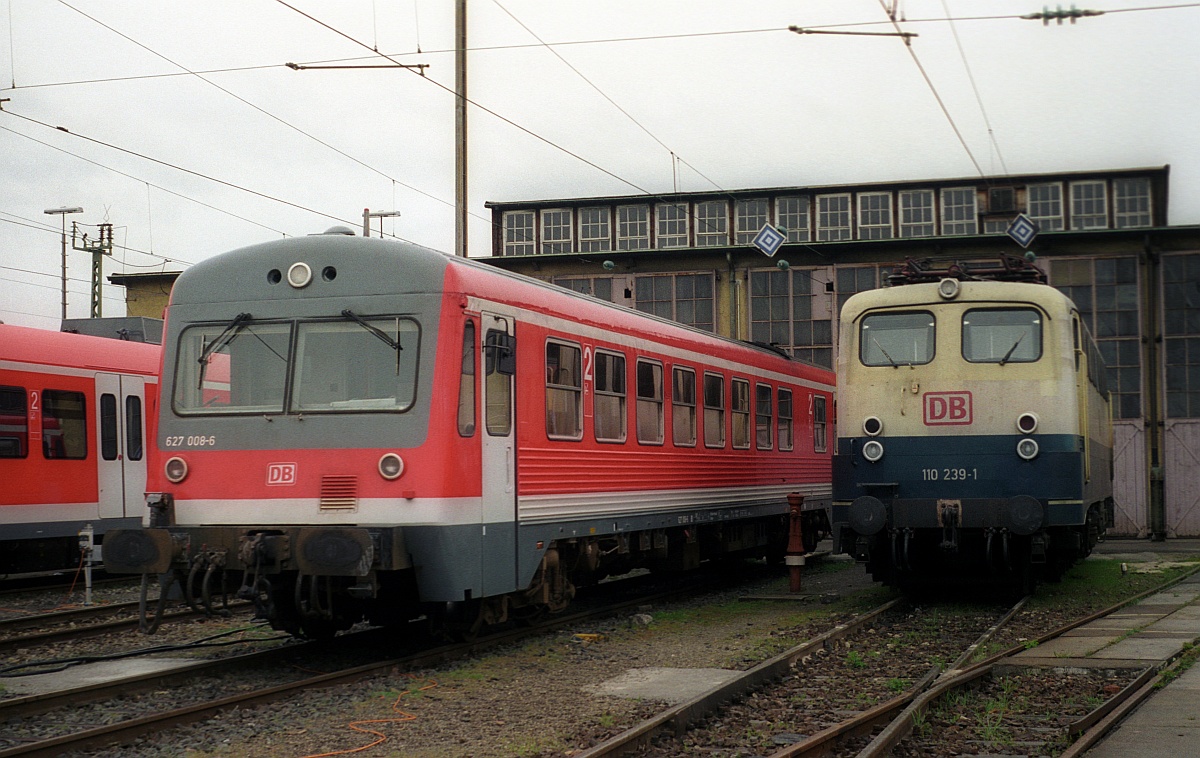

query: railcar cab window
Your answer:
[860,312,935,367]
[962,309,1042,364]
[294,319,419,412]
[174,320,290,414]
[173,316,420,415]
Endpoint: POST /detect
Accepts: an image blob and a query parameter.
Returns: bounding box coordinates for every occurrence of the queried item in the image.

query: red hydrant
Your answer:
[786,492,806,593]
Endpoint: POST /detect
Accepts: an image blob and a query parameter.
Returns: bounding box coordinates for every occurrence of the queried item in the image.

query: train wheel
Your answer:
[511,603,547,627]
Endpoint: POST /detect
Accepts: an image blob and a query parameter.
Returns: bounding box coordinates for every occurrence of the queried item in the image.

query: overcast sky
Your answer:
[2,0,1198,329]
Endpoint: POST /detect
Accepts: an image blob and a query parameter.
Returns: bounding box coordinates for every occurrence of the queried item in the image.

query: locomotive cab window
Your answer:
[962,308,1042,364]
[293,318,420,412]
[0,385,28,458]
[545,340,583,439]
[174,320,291,414]
[860,311,935,367]
[458,320,476,436]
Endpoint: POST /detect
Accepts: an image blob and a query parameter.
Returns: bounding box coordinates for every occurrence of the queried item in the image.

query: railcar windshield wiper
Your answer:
[999,331,1026,366]
[341,309,402,351]
[342,309,403,374]
[197,312,251,389]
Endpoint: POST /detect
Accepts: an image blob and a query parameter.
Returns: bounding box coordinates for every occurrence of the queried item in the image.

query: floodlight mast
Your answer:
[362,209,401,238]
[44,206,84,321]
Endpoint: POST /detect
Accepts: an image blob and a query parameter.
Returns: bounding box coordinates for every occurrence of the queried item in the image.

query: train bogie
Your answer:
[104,232,834,638]
[831,259,1113,591]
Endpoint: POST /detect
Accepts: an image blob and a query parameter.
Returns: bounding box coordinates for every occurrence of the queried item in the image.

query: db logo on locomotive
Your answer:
[923,391,972,426]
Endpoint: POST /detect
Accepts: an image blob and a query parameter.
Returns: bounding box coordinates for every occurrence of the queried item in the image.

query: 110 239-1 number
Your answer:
[921,468,978,481]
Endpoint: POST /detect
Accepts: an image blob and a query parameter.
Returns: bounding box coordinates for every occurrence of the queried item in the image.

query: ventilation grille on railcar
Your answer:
[320,475,358,511]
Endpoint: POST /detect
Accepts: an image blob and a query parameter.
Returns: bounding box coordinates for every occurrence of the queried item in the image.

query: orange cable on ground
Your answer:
[299,674,438,758]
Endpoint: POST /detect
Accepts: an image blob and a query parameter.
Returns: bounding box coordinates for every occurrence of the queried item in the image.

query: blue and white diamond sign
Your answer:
[1007,214,1039,248]
[752,224,786,258]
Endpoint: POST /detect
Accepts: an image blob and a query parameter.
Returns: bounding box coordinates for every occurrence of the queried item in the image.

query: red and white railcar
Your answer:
[104,231,833,637]
[0,324,159,577]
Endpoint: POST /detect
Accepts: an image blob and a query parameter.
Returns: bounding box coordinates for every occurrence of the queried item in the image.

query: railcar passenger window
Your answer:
[813,395,827,453]
[778,388,794,451]
[672,367,697,447]
[962,309,1042,364]
[731,379,750,449]
[0,386,28,458]
[42,390,87,460]
[594,351,627,443]
[100,394,119,461]
[860,312,935,367]
[756,384,773,450]
[703,373,725,448]
[636,360,664,444]
[174,321,291,414]
[546,341,583,439]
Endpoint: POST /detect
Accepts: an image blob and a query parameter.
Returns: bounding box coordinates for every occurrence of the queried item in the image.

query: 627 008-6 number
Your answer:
[164,435,217,447]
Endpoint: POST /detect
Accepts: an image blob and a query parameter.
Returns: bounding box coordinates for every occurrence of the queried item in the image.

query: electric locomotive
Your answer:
[832,257,1112,591]
[0,324,158,578]
[105,229,834,638]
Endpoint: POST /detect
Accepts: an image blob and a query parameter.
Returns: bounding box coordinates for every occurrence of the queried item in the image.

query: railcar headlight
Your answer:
[1016,438,1039,461]
[863,416,883,437]
[1016,412,1039,434]
[862,440,884,462]
[378,452,405,480]
[287,261,313,288]
[937,278,961,300]
[165,456,189,483]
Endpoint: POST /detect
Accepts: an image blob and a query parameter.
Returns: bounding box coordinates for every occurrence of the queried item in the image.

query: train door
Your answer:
[95,373,147,520]
[1072,316,1091,483]
[480,312,517,594]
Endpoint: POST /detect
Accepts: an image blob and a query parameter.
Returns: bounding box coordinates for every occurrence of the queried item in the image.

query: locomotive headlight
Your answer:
[1016,438,1039,461]
[287,261,313,288]
[937,278,961,300]
[1016,412,1039,434]
[862,439,885,462]
[164,456,189,483]
[378,452,405,480]
[863,416,883,437]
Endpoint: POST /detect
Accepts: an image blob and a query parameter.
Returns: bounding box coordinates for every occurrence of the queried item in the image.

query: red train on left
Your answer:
[0,324,159,578]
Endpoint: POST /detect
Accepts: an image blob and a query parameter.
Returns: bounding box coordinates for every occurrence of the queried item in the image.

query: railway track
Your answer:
[0,566,759,757]
[0,599,253,655]
[572,567,1200,758]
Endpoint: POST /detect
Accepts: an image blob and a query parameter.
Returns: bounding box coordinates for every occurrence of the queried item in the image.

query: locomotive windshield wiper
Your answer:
[872,337,899,369]
[998,332,1026,366]
[197,312,251,389]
